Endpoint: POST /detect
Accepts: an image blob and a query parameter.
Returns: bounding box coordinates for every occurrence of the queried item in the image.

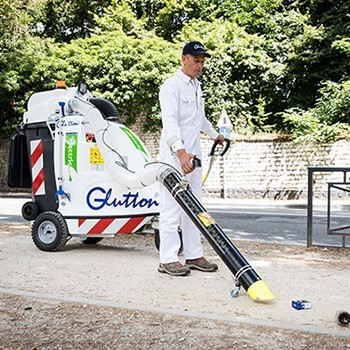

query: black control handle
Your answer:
[209,138,230,157]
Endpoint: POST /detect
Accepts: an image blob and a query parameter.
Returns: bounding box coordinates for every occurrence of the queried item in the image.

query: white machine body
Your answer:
[23,84,161,237]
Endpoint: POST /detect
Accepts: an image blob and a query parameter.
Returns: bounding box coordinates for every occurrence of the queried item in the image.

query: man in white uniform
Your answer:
[158,41,225,276]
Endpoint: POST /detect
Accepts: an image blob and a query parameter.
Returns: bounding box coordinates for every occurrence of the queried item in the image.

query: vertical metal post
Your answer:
[307,167,313,247]
[223,156,226,199]
[327,183,331,235]
[342,170,347,248]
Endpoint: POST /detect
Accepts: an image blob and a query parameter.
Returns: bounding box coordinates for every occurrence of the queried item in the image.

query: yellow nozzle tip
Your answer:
[247,280,275,302]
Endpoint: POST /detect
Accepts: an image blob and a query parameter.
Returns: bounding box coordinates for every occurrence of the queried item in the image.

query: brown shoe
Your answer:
[158,262,191,276]
[185,257,218,272]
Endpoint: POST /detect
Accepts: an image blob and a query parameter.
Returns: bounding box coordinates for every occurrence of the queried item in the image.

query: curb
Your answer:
[0,192,31,199]
[1,192,348,211]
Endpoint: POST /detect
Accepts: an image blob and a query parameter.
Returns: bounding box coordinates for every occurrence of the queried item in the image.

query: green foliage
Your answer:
[313,81,350,125]
[126,0,211,40]
[70,31,179,129]
[25,24,180,130]
[332,37,350,58]
[208,0,283,33]
[284,0,350,109]
[1,0,350,142]
[281,108,320,141]
[30,0,113,42]
[0,0,46,133]
[282,80,350,142]
[95,0,158,36]
[177,15,309,132]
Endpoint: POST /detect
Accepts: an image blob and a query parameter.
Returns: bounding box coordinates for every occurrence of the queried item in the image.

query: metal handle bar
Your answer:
[209,138,230,157]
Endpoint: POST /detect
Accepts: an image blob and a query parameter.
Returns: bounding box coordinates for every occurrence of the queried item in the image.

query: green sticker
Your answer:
[65,133,78,176]
[120,127,147,156]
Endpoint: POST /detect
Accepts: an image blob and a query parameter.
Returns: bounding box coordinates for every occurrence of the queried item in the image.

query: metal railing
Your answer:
[307,167,350,248]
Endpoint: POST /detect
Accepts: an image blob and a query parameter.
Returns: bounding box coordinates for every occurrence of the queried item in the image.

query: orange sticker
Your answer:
[198,212,216,227]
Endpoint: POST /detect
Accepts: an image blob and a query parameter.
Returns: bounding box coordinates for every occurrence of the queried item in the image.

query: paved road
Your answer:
[1,196,349,247]
[0,196,29,223]
[204,199,350,247]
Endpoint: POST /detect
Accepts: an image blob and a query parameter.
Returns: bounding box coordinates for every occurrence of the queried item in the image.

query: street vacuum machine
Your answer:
[8,82,274,302]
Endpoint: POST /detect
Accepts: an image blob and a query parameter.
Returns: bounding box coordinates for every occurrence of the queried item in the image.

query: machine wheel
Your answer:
[31,211,69,252]
[80,237,104,245]
[154,228,183,254]
[22,201,39,221]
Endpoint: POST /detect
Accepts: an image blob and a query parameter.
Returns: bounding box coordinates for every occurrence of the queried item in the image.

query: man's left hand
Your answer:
[214,134,225,146]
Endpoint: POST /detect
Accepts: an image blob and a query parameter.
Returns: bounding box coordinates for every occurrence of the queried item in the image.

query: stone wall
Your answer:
[199,139,350,199]
[2,122,350,199]
[131,120,350,200]
[0,138,16,193]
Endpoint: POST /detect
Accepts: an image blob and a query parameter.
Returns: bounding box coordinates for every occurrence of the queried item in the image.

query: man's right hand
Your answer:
[177,149,196,174]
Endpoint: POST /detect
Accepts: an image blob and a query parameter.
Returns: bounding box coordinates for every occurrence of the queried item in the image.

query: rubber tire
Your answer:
[31,211,69,252]
[154,228,183,254]
[22,201,39,221]
[81,237,104,245]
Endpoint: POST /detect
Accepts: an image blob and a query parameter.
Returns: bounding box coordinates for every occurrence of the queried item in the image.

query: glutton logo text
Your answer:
[86,187,159,210]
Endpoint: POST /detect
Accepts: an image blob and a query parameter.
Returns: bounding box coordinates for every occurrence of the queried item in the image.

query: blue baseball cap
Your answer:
[182,41,211,58]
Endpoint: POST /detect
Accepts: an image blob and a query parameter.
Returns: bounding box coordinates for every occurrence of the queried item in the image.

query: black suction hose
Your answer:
[89,97,120,123]
[158,167,275,301]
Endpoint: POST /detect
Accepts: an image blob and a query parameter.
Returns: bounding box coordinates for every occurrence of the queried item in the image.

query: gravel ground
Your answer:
[1,293,350,350]
[1,223,350,349]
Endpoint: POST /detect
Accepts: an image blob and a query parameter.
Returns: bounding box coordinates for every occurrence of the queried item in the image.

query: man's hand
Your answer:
[177,149,196,174]
[214,134,225,146]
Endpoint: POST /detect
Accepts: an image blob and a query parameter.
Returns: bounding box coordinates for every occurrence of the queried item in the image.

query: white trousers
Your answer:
[159,166,203,263]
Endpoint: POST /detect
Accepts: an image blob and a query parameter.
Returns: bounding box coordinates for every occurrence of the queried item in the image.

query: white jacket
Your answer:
[159,69,219,162]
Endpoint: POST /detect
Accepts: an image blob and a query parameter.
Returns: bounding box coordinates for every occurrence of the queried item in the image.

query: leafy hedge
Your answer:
[1,0,349,142]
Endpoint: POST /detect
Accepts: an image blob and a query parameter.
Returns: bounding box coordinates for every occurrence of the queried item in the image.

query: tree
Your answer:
[1,0,350,141]
[23,4,180,130]
[125,0,213,41]
[282,80,350,142]
[283,0,350,109]
[0,0,45,134]
[30,0,113,42]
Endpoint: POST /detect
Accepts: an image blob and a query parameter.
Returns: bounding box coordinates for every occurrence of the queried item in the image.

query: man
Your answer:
[158,41,225,276]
